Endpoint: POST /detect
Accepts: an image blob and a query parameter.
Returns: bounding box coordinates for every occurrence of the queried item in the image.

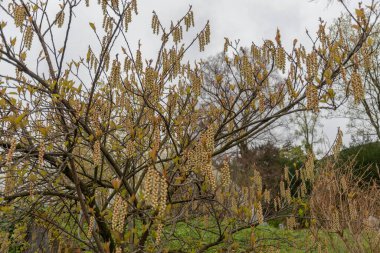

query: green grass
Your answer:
[4,218,377,252]
[162,220,318,252]
[162,220,378,253]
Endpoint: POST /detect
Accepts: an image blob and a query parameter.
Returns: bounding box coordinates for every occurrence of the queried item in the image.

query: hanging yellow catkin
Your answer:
[224,38,229,53]
[286,216,296,229]
[263,189,271,204]
[124,7,132,32]
[135,50,142,73]
[221,159,231,188]
[284,166,289,183]
[258,91,265,113]
[306,83,318,112]
[276,46,286,73]
[38,141,45,168]
[151,14,160,34]
[110,59,121,87]
[101,0,107,13]
[351,70,364,104]
[111,194,128,233]
[87,216,95,238]
[93,140,101,166]
[24,25,34,50]
[256,202,264,224]
[14,5,26,28]
[156,223,164,244]
[111,0,119,10]
[56,10,65,28]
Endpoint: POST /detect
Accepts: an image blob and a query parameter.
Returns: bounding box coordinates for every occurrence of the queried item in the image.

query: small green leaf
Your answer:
[89,22,96,31]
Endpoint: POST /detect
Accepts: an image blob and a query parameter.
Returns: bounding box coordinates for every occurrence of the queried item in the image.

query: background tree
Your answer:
[292,111,325,155]
[330,12,380,145]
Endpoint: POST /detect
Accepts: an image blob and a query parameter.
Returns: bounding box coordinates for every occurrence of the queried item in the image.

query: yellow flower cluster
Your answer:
[306,52,318,80]
[285,188,292,204]
[253,169,262,196]
[56,10,65,28]
[124,7,132,32]
[145,67,160,105]
[190,72,202,97]
[135,50,142,73]
[258,91,265,113]
[348,200,358,220]
[223,38,230,53]
[103,16,114,34]
[184,11,194,31]
[14,5,26,28]
[185,126,216,190]
[198,23,210,52]
[256,202,264,224]
[241,55,253,86]
[276,47,286,73]
[318,23,327,46]
[101,0,107,13]
[284,166,289,183]
[151,14,160,35]
[144,167,168,217]
[104,51,110,72]
[125,140,135,158]
[111,0,119,10]
[110,59,121,87]
[286,216,296,230]
[306,83,318,112]
[251,44,261,61]
[112,194,128,233]
[87,46,99,71]
[131,0,138,15]
[304,151,315,181]
[24,25,34,50]
[275,28,282,47]
[351,70,364,104]
[263,189,271,204]
[172,24,183,44]
[156,223,164,244]
[150,124,161,160]
[93,140,101,167]
[331,210,340,231]
[340,66,349,88]
[221,159,231,188]
[87,216,95,238]
[38,141,45,168]
[204,163,216,191]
